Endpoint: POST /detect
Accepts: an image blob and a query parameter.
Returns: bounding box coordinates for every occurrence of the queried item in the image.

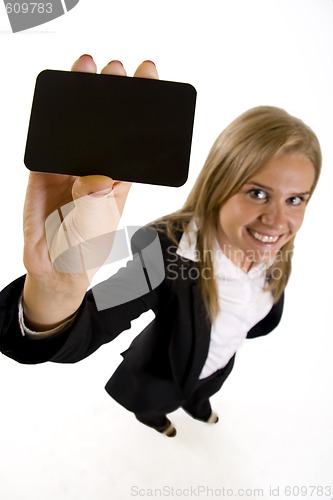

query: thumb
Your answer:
[46,176,125,275]
[72,175,115,200]
[71,176,120,240]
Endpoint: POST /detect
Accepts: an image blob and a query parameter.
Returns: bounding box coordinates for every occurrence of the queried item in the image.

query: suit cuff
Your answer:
[18,295,78,339]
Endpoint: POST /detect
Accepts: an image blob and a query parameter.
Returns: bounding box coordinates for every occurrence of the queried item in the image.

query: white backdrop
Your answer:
[0,1,332,499]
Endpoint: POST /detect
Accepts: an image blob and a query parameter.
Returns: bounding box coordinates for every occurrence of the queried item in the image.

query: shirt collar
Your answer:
[176,218,200,262]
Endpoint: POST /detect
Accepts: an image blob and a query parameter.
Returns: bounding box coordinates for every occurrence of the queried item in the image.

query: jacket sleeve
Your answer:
[0,226,166,364]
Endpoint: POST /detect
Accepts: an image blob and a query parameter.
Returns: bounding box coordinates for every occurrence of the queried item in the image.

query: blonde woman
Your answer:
[103,104,321,437]
[0,56,321,438]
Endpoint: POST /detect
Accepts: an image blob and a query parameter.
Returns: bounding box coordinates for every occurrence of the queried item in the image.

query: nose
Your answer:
[260,202,286,229]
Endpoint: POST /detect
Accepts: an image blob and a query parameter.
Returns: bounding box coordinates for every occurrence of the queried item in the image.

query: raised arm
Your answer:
[22,55,158,331]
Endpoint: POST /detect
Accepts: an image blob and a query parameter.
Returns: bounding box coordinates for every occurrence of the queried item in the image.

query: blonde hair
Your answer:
[157,106,322,320]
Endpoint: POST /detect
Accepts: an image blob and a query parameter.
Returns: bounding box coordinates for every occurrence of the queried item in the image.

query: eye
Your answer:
[287,195,304,206]
[248,188,268,201]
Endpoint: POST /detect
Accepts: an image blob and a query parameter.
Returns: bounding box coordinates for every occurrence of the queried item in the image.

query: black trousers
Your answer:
[135,355,235,429]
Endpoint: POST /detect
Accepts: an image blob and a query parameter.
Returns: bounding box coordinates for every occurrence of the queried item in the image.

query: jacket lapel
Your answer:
[180,282,211,396]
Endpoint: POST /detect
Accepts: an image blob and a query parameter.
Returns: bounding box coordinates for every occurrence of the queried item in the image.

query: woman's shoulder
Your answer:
[131,220,184,250]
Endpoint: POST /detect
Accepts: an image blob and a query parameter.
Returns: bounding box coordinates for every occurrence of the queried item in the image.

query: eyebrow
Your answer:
[244,181,311,197]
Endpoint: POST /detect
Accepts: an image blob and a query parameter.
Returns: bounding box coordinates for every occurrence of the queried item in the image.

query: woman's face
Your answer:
[217,153,316,271]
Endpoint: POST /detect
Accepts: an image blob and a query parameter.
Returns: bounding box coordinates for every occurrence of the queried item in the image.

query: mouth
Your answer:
[247,229,281,244]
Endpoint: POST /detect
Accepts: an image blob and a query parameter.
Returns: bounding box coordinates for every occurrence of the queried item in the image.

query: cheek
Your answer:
[219,197,250,226]
[219,203,256,233]
[219,203,240,232]
[290,210,307,233]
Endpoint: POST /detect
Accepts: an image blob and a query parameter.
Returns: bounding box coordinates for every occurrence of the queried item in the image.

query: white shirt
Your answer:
[18,295,77,339]
[176,220,274,379]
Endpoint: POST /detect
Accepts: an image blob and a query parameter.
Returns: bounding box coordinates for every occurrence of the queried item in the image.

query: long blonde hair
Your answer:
[157,106,322,320]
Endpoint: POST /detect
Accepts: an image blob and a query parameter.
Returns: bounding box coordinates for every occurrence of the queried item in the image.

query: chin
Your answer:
[245,248,279,265]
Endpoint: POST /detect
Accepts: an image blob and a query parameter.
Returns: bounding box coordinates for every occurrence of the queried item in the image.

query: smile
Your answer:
[248,229,280,243]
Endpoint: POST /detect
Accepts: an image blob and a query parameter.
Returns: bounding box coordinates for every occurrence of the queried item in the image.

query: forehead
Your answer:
[247,153,316,191]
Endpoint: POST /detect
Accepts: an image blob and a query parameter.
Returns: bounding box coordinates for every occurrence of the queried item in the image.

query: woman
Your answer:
[100,104,320,437]
[0,57,321,438]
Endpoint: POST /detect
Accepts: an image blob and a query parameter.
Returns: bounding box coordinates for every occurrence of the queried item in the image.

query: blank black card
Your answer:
[24,70,197,187]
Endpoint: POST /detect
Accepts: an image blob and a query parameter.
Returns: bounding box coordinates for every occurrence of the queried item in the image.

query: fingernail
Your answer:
[79,54,93,59]
[89,188,113,198]
[107,60,124,67]
[142,60,156,65]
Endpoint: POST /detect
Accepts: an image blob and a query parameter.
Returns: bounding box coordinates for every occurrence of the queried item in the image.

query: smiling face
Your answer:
[217,153,316,271]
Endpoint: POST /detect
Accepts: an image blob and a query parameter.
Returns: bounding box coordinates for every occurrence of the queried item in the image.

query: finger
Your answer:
[101,60,127,76]
[71,54,97,73]
[133,60,158,79]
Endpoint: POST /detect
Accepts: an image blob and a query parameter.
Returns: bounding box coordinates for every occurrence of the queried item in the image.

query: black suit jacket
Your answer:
[100,226,284,413]
[0,226,283,413]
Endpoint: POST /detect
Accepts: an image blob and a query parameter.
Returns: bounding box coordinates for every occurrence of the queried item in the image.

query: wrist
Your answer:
[22,272,88,330]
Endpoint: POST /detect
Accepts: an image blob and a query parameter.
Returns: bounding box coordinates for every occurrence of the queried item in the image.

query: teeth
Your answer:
[249,230,279,243]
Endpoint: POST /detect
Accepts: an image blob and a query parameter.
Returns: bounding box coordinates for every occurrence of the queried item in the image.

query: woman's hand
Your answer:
[22,55,158,330]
